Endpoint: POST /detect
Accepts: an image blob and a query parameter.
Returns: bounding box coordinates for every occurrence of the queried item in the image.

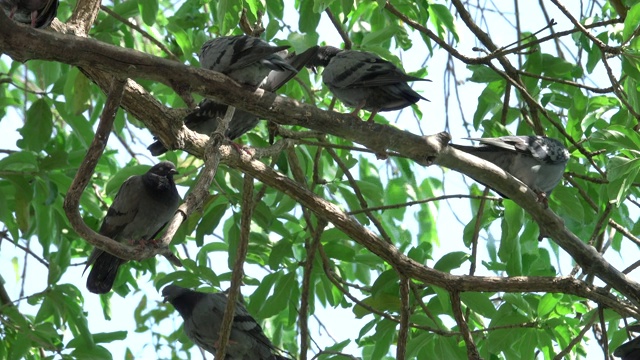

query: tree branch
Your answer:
[216,172,253,360]
[396,275,410,360]
[222,149,640,316]
[451,291,480,359]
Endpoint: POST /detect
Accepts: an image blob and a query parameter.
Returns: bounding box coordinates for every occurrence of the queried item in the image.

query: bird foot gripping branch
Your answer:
[421,131,452,165]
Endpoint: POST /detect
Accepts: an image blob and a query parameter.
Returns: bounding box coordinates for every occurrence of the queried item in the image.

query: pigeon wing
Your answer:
[97,175,143,240]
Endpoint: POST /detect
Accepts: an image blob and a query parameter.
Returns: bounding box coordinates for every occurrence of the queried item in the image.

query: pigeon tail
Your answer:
[86,253,123,294]
[147,141,168,156]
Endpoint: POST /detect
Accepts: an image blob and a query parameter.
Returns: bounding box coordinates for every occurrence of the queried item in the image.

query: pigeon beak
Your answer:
[169,169,179,176]
[162,295,169,303]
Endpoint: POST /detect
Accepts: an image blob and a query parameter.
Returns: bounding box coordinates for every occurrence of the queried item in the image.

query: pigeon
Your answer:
[162,284,291,360]
[199,35,298,88]
[306,45,430,121]
[450,136,570,204]
[0,0,58,28]
[84,162,181,294]
[615,336,640,359]
[147,39,318,156]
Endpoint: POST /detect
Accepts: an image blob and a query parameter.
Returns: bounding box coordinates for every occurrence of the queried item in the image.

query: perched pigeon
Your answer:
[615,336,640,359]
[0,0,58,28]
[199,35,298,88]
[450,136,570,203]
[307,45,430,121]
[147,40,318,156]
[84,162,181,294]
[162,284,290,360]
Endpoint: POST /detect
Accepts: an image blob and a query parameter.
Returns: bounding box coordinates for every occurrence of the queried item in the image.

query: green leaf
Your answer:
[461,292,497,317]
[8,333,30,360]
[500,201,524,276]
[623,3,640,42]
[70,345,113,360]
[468,65,504,83]
[248,272,278,315]
[299,0,321,33]
[6,175,33,233]
[429,4,458,41]
[370,270,399,297]
[0,151,38,171]
[196,200,227,246]
[71,72,91,115]
[434,251,469,272]
[353,293,401,318]
[217,0,241,34]
[138,0,158,26]
[361,26,398,47]
[607,156,640,203]
[540,54,575,77]
[371,319,396,360]
[92,331,128,344]
[268,239,293,270]
[258,272,296,318]
[622,55,640,82]
[17,99,53,152]
[166,23,191,57]
[323,241,356,261]
[538,293,562,317]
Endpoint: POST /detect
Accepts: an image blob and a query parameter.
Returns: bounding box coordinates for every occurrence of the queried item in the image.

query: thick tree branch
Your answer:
[222,150,640,316]
[0,18,449,165]
[159,107,236,260]
[4,5,640,316]
[437,146,640,306]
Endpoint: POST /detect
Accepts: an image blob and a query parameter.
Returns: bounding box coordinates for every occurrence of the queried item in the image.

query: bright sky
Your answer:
[1,2,637,359]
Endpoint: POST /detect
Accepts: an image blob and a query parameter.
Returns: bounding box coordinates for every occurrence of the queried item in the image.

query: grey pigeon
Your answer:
[147,41,318,156]
[0,0,58,28]
[307,45,430,121]
[615,336,640,359]
[199,35,298,88]
[162,284,291,360]
[84,162,181,294]
[450,136,569,203]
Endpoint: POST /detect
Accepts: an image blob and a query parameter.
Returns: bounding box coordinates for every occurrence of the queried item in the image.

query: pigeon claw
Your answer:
[366,110,379,122]
[536,191,549,208]
[229,141,251,155]
[148,238,163,248]
[31,10,37,27]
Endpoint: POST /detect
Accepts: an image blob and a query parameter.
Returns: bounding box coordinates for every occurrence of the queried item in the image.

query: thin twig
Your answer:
[0,231,49,268]
[324,144,392,243]
[451,291,480,359]
[397,275,410,360]
[216,173,254,360]
[99,5,180,61]
[324,9,352,49]
[299,219,327,360]
[348,194,501,215]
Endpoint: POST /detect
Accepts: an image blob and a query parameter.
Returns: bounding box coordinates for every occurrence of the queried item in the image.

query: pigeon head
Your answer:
[306,46,342,71]
[162,284,189,303]
[162,284,206,319]
[149,161,178,178]
[535,137,569,164]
